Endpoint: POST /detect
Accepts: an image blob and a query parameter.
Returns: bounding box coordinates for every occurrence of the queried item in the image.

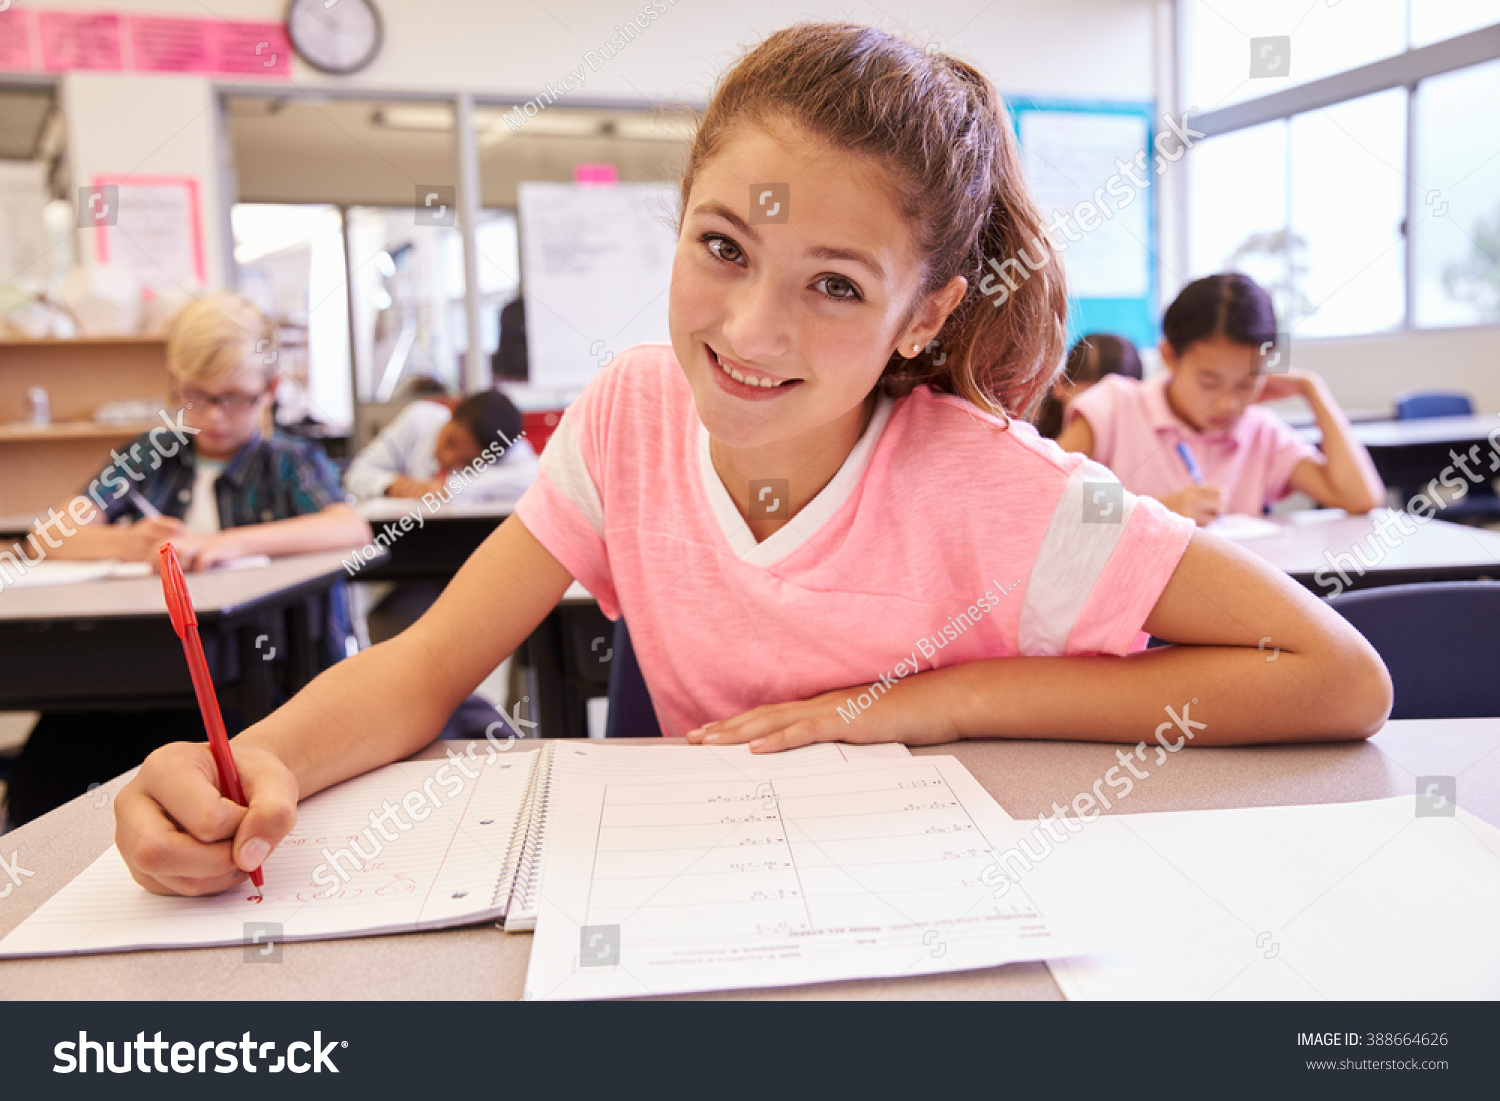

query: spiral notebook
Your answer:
[0,741,908,958]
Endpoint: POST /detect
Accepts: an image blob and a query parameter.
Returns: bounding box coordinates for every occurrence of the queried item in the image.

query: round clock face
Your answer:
[286,0,384,75]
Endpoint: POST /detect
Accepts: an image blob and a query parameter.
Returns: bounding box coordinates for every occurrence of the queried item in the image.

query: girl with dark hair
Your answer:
[113,26,1390,897]
[1032,333,1143,439]
[1057,273,1383,525]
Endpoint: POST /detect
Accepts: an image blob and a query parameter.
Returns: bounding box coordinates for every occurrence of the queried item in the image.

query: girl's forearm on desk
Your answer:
[937,642,1385,747]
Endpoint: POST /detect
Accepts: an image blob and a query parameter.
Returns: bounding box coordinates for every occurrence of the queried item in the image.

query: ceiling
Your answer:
[226,96,694,209]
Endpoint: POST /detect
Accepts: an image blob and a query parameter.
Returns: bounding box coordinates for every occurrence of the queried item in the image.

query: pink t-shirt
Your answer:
[1066,372,1320,515]
[516,343,1196,737]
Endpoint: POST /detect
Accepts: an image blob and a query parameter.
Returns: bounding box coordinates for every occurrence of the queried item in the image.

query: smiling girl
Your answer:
[115,23,1390,897]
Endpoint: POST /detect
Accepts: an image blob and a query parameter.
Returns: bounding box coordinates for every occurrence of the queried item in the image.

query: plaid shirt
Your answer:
[79,428,353,669]
[83,428,349,525]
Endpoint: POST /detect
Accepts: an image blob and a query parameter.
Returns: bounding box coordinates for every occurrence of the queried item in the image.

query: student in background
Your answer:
[4,294,371,828]
[346,388,537,503]
[1032,332,1142,438]
[1055,273,1385,525]
[113,24,1391,898]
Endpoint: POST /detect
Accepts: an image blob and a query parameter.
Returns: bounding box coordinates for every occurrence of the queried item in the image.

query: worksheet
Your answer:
[0,753,539,956]
[523,754,1107,999]
[1045,797,1500,999]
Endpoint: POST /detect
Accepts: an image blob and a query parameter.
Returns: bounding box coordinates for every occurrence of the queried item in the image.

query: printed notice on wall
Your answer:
[91,175,207,290]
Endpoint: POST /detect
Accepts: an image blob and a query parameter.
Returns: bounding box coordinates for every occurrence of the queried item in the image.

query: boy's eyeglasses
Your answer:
[177,389,264,413]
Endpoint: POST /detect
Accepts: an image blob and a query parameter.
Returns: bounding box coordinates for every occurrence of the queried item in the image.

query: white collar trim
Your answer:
[697,395,895,568]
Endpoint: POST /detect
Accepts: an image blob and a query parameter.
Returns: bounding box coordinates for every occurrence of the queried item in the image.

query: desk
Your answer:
[0,718,1493,1000]
[1225,509,1500,593]
[0,551,363,720]
[1297,413,1499,486]
[353,497,515,583]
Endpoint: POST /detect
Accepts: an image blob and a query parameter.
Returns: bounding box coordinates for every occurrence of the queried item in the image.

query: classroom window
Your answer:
[1413,56,1500,327]
[1187,120,1287,311]
[1180,0,1407,113]
[1287,89,1406,337]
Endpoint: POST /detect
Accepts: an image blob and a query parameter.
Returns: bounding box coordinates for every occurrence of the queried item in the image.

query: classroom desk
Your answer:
[1297,413,1499,486]
[0,551,366,721]
[1,718,1494,1001]
[1227,508,1500,592]
[352,497,515,582]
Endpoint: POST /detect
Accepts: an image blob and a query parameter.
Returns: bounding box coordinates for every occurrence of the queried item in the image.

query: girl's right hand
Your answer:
[1161,485,1227,526]
[114,741,299,897]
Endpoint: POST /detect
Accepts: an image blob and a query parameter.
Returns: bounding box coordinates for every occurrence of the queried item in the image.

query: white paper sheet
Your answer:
[523,754,1107,999]
[0,753,538,957]
[1045,797,1500,999]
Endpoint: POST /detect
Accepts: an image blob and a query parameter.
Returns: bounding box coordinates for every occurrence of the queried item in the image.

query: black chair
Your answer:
[1391,390,1499,524]
[1326,581,1500,719]
[604,617,662,738]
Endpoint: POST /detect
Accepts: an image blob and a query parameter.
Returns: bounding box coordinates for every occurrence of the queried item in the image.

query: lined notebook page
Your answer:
[523,754,1108,999]
[503,741,912,931]
[0,752,537,958]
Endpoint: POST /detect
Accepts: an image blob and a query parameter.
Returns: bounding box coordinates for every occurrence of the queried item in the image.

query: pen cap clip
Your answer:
[158,543,196,636]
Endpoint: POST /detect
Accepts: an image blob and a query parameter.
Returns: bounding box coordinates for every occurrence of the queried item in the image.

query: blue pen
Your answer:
[1174,441,1205,486]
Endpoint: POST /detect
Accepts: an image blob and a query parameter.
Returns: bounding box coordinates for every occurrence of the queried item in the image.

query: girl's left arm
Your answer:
[1279,373,1385,513]
[178,504,373,569]
[689,529,1393,752]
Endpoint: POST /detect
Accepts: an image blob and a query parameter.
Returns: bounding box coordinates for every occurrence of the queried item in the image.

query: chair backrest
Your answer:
[604,617,663,738]
[1326,581,1500,719]
[1394,391,1474,420]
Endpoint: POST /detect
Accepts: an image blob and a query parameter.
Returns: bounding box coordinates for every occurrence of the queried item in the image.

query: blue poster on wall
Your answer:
[1006,97,1158,354]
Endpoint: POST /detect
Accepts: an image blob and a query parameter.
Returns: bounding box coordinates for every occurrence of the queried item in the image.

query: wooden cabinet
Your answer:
[0,336,169,519]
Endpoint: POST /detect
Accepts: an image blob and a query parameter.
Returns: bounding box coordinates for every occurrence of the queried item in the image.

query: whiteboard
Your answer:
[1017,109,1151,299]
[517,181,679,392]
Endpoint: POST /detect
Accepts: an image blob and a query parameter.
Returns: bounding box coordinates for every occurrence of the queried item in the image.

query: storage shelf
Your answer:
[0,335,167,347]
[0,421,156,442]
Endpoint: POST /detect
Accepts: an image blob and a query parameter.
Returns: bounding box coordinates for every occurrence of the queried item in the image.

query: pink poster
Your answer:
[129,16,210,73]
[0,8,35,72]
[209,22,291,78]
[38,10,123,72]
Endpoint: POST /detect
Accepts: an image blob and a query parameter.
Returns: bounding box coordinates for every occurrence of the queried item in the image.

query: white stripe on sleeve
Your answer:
[1017,460,1137,656]
[535,412,604,537]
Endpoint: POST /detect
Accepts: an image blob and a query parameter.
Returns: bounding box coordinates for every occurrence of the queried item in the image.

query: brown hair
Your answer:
[1033,333,1143,438]
[677,22,1068,421]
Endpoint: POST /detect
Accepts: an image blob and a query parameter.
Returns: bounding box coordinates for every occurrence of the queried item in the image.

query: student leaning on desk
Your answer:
[4,295,371,828]
[1054,273,1386,526]
[112,22,1392,898]
[39,293,371,569]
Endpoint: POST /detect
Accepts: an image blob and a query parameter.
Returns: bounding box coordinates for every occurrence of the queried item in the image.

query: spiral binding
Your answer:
[502,742,556,928]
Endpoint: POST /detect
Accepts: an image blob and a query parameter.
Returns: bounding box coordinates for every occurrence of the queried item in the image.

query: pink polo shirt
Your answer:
[1065,373,1320,515]
[515,343,1197,738]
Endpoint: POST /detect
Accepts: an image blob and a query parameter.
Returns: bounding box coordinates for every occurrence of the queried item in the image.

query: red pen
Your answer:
[158,543,265,896]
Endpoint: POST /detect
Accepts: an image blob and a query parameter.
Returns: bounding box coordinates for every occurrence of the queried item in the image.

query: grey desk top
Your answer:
[1297,412,1499,448]
[2,719,1494,1001]
[1228,509,1500,580]
[0,550,365,622]
[356,498,517,523]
